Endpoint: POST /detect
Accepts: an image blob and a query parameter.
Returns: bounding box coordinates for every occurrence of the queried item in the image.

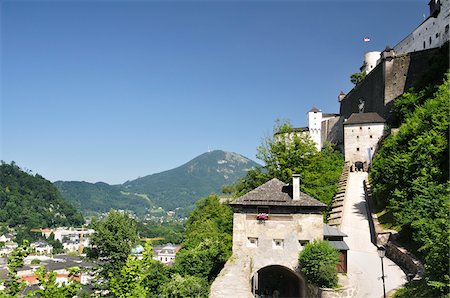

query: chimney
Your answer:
[292,174,301,201]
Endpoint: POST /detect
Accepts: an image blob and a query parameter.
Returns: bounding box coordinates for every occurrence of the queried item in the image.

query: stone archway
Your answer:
[252,265,305,298]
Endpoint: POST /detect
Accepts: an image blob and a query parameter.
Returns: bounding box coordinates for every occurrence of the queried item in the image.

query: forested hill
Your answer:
[0,162,84,241]
[122,150,260,211]
[54,150,260,216]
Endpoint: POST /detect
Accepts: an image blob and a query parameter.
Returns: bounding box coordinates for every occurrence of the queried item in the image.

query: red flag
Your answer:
[363,37,371,42]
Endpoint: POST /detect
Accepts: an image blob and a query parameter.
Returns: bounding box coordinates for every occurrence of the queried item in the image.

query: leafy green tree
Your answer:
[0,240,31,298]
[174,195,232,281]
[87,210,140,283]
[159,274,209,298]
[298,240,340,288]
[350,71,366,85]
[47,233,64,254]
[30,266,81,298]
[109,241,170,297]
[227,121,344,206]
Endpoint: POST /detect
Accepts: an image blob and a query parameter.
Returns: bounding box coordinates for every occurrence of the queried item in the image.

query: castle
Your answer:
[210,1,449,296]
[300,0,449,168]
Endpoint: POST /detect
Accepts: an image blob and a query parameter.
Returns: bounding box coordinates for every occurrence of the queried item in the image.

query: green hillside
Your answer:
[122,150,260,211]
[54,150,260,216]
[53,181,155,217]
[0,162,84,242]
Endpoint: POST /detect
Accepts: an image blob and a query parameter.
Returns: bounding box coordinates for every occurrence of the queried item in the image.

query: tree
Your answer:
[227,121,344,206]
[87,210,140,283]
[109,241,170,297]
[298,240,340,288]
[0,240,31,298]
[174,195,232,281]
[30,266,81,298]
[350,71,366,85]
[159,274,209,298]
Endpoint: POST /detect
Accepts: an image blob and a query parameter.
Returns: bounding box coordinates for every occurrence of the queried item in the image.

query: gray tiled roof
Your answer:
[229,178,326,207]
[328,240,349,251]
[323,224,348,237]
[344,112,385,125]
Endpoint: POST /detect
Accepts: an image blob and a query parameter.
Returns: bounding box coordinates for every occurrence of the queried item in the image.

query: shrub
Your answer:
[298,240,339,288]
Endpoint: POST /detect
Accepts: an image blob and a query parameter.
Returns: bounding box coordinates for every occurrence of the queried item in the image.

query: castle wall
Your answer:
[394,0,449,54]
[339,46,444,122]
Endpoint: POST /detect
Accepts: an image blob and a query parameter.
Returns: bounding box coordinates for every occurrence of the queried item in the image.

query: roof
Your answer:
[229,178,326,208]
[309,106,320,113]
[322,113,340,118]
[323,224,348,237]
[344,112,385,125]
[328,240,349,251]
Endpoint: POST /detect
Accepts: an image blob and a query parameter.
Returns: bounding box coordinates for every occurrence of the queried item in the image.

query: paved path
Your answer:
[340,172,406,298]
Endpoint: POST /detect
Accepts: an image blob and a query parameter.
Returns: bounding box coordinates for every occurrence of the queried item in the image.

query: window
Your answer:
[299,240,309,246]
[370,135,373,139]
[356,148,360,152]
[359,126,362,130]
[429,36,432,45]
[273,239,284,248]
[423,41,426,49]
[357,136,359,139]
[248,237,258,248]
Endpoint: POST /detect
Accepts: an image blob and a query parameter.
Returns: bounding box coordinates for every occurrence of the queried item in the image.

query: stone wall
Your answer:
[339,46,444,122]
[343,123,385,165]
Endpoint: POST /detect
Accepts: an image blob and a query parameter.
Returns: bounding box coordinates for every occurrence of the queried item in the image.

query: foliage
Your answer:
[228,121,344,206]
[109,241,170,297]
[298,240,340,288]
[54,181,154,218]
[350,71,366,85]
[137,220,184,245]
[159,274,209,298]
[0,240,31,298]
[29,266,81,298]
[87,210,140,283]
[174,195,232,282]
[370,72,450,296]
[0,162,84,243]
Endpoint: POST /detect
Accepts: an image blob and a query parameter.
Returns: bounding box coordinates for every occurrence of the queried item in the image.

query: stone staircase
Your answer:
[327,161,350,228]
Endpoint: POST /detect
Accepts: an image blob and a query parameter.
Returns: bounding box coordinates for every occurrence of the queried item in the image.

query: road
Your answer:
[340,172,406,298]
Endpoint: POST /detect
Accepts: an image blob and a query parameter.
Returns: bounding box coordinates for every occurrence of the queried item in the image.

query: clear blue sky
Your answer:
[1,0,425,184]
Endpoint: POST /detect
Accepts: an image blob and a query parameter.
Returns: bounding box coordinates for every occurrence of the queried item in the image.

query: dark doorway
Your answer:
[252,265,304,298]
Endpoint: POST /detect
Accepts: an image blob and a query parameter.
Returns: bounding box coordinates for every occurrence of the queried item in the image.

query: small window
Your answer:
[423,41,426,49]
[248,237,258,247]
[371,147,374,151]
[356,148,360,152]
[370,135,373,139]
[357,136,359,139]
[273,239,284,248]
[429,36,432,45]
[299,240,309,246]
[368,127,371,130]
[359,126,362,130]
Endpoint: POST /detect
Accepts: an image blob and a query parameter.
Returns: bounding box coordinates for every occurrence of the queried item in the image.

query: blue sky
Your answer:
[1,0,425,184]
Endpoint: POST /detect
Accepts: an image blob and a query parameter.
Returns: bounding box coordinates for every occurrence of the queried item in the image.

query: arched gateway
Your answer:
[252,265,305,298]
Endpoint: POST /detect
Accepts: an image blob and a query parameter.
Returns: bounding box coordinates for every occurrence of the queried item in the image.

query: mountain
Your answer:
[0,162,84,241]
[54,150,260,216]
[122,150,260,211]
[53,181,154,217]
